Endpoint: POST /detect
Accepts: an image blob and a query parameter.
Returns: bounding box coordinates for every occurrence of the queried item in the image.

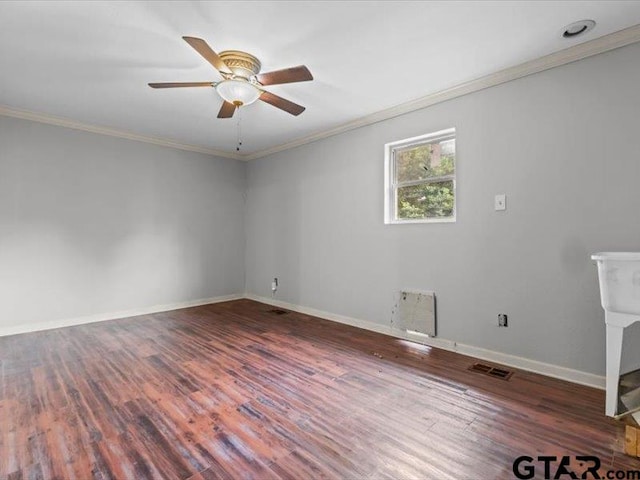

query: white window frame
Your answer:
[384,128,457,224]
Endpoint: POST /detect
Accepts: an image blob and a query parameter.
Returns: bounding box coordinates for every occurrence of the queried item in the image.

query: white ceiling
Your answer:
[1,1,640,157]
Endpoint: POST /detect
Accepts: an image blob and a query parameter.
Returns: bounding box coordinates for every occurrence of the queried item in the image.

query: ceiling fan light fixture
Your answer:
[150,37,311,117]
[216,79,260,106]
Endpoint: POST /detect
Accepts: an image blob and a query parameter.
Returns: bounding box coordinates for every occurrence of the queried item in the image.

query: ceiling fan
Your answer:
[149,36,313,118]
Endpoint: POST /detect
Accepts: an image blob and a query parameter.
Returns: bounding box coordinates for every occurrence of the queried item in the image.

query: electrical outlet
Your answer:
[498,314,508,327]
[271,277,278,293]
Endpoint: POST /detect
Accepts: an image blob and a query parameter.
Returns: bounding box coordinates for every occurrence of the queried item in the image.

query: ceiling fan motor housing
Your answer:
[219,50,262,79]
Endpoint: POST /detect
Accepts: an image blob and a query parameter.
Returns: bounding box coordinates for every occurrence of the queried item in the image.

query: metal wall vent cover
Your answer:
[468,362,514,381]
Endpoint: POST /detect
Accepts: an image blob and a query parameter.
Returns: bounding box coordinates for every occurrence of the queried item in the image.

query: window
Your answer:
[384,128,456,224]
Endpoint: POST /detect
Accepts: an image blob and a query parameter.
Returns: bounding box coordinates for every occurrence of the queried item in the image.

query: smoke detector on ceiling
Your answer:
[562,20,596,39]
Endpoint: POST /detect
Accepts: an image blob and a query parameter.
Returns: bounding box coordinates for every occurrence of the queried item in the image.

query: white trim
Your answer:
[0,292,607,389]
[244,293,605,390]
[385,128,456,149]
[384,128,456,224]
[0,105,243,161]
[1,26,639,162]
[244,24,640,161]
[385,217,457,225]
[0,294,243,337]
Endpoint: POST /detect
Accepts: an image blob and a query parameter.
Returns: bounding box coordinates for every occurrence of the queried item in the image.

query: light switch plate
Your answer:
[495,194,506,211]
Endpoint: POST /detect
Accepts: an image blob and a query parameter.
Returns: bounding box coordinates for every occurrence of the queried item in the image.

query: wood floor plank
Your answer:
[0,299,638,479]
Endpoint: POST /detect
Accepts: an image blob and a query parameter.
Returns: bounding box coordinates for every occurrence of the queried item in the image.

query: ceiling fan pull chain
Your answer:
[236,107,243,152]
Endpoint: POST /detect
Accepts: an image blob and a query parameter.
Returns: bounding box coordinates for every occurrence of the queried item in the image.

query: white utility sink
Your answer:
[592,252,640,417]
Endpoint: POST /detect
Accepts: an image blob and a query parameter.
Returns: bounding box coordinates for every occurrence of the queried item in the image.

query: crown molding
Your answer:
[244,23,640,161]
[0,104,243,160]
[2,24,639,162]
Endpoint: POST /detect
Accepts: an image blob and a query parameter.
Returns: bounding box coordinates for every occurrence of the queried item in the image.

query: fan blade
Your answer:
[182,36,232,75]
[148,82,213,88]
[259,91,305,116]
[217,101,237,119]
[255,65,313,86]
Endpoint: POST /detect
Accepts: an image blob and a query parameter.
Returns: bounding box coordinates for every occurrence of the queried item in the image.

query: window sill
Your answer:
[385,216,456,225]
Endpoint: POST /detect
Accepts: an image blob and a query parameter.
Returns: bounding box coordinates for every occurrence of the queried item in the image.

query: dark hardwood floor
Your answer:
[1,299,638,479]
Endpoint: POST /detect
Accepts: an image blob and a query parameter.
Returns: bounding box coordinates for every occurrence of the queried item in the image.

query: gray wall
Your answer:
[245,42,640,376]
[0,116,246,332]
[3,42,639,377]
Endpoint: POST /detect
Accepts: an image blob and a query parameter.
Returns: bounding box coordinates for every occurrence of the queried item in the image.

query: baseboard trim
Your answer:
[244,293,605,390]
[0,294,243,337]
[1,292,606,390]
